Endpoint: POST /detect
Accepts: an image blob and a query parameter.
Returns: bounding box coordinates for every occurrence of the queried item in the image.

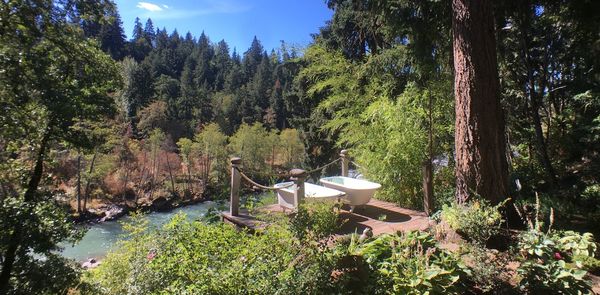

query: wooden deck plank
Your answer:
[223,199,431,237]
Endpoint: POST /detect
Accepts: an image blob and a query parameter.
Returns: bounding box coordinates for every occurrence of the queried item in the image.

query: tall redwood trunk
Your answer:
[452,0,509,204]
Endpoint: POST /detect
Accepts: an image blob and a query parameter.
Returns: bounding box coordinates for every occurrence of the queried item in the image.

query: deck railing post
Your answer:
[340,149,349,177]
[290,168,307,208]
[230,157,242,216]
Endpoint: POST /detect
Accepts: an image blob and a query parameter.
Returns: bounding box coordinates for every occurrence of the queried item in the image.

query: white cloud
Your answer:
[134,0,250,20]
[137,2,163,12]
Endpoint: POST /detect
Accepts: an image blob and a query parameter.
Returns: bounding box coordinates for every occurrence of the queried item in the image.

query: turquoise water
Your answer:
[321,176,346,185]
[60,201,218,262]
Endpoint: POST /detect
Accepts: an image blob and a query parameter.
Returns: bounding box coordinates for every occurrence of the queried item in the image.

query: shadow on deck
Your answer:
[221,199,431,237]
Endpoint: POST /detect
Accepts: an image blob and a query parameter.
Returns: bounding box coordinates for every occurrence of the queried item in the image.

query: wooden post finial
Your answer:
[230,157,242,165]
[289,168,307,179]
[230,157,241,216]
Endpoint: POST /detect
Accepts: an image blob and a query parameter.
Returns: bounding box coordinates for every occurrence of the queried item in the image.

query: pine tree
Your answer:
[132,17,144,40]
[98,10,127,60]
[242,36,264,81]
[144,18,156,47]
[213,40,231,91]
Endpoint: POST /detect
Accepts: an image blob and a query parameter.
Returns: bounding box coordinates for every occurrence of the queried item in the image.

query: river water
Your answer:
[60,201,219,262]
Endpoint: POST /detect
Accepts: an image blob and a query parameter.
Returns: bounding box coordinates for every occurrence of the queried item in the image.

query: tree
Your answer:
[130,17,152,61]
[279,129,306,168]
[228,123,272,175]
[242,36,265,81]
[98,8,127,60]
[144,18,156,46]
[137,101,169,136]
[176,137,195,193]
[452,0,509,204]
[194,123,229,185]
[0,1,120,292]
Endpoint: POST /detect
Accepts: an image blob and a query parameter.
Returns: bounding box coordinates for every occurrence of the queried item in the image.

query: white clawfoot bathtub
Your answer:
[274,182,346,209]
[319,176,381,207]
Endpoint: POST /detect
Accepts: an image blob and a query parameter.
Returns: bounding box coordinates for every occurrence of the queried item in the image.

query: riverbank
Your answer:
[61,200,221,263]
[66,186,210,224]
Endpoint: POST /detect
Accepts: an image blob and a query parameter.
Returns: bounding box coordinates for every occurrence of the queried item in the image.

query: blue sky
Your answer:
[114,0,333,53]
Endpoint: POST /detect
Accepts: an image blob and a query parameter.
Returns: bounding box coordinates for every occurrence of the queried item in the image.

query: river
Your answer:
[60,201,219,262]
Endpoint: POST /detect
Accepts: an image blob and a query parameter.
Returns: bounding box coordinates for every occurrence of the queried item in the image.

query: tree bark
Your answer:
[423,91,434,215]
[0,133,49,293]
[165,153,176,195]
[76,152,82,213]
[452,0,509,204]
[82,151,98,211]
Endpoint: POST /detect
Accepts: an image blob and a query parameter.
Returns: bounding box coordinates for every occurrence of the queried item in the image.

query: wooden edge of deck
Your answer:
[221,212,267,233]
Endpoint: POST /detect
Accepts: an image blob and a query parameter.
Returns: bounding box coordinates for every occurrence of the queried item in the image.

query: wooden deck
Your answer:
[221,199,431,236]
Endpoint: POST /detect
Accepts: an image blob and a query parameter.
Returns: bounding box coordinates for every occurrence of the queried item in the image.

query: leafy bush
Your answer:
[516,230,595,294]
[580,184,600,210]
[290,202,341,242]
[513,196,596,294]
[461,244,510,294]
[347,231,468,295]
[441,200,505,245]
[85,212,340,295]
[573,255,600,275]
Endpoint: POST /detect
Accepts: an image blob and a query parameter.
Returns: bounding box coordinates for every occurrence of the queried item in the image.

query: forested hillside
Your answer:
[1,0,599,294]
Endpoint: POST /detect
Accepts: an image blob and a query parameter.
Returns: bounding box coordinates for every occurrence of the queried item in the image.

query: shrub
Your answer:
[290,202,341,242]
[514,196,596,294]
[441,200,505,245]
[85,212,340,295]
[573,255,600,275]
[461,244,510,294]
[348,231,468,295]
[580,184,600,210]
[516,230,595,294]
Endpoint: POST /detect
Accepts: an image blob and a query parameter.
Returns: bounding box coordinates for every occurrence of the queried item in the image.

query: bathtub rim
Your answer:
[319,176,382,191]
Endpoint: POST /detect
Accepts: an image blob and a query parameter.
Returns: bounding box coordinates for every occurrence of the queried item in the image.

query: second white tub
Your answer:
[274,182,345,209]
[319,176,381,206]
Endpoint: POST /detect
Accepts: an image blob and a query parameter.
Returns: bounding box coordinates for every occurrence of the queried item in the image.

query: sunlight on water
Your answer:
[60,201,218,262]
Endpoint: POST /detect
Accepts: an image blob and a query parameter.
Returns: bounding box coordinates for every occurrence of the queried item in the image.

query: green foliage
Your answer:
[0,194,84,294]
[194,123,229,184]
[581,184,600,210]
[516,230,596,294]
[301,43,454,208]
[554,231,597,258]
[441,200,505,245]
[573,255,600,275]
[228,123,272,175]
[461,244,509,294]
[278,128,306,168]
[517,230,593,294]
[85,213,340,294]
[137,101,169,136]
[0,0,120,292]
[290,202,341,242]
[348,231,467,295]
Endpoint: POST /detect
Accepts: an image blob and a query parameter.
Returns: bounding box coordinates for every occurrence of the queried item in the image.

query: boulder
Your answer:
[151,196,173,211]
[99,205,126,222]
[81,258,101,269]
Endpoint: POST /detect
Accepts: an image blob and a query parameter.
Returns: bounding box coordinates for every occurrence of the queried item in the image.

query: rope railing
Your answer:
[350,160,362,169]
[226,149,355,217]
[235,166,294,191]
[306,158,341,174]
